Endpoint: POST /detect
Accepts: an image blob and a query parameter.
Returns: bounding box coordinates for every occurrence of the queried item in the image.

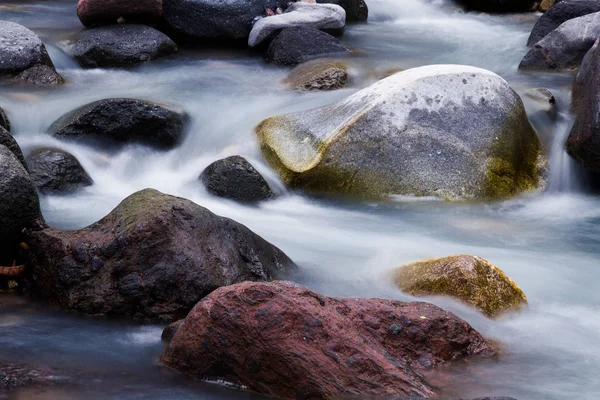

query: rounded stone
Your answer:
[26,148,93,195]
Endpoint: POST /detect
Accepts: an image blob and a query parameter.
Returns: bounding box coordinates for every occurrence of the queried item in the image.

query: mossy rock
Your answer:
[394,254,527,318]
[284,60,349,92]
[257,65,546,200]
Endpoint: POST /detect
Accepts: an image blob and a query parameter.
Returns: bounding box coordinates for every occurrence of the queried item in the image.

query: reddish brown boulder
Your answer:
[77,0,163,27]
[161,281,497,399]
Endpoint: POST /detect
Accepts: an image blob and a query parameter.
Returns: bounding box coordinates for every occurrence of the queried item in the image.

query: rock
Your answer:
[72,24,177,68]
[519,12,600,71]
[455,0,536,12]
[0,145,41,249]
[162,0,288,41]
[161,281,497,399]
[527,0,600,46]
[0,126,27,170]
[161,320,183,343]
[25,189,296,321]
[77,0,163,27]
[26,148,93,195]
[199,156,275,203]
[49,98,186,150]
[0,21,54,75]
[265,26,351,66]
[248,2,346,47]
[13,64,64,86]
[284,60,349,91]
[256,65,545,200]
[394,255,528,318]
[0,106,10,132]
[538,0,554,12]
[524,87,557,120]
[566,39,600,173]
[317,0,368,22]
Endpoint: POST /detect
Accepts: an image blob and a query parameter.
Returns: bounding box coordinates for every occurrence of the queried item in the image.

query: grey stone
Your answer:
[72,24,177,68]
[27,147,93,195]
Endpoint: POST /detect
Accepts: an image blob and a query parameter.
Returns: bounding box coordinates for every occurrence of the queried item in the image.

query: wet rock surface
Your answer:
[265,26,351,65]
[162,281,497,399]
[72,24,177,68]
[49,98,186,150]
[199,155,275,203]
[395,255,528,318]
[77,0,163,27]
[27,147,93,195]
[24,189,296,321]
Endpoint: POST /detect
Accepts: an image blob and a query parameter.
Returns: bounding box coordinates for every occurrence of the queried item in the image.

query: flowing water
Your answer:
[1,0,599,399]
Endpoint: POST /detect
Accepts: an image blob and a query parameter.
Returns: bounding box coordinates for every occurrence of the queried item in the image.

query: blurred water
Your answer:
[1,1,599,399]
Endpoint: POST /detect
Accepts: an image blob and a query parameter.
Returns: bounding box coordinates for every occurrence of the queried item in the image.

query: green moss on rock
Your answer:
[394,255,528,318]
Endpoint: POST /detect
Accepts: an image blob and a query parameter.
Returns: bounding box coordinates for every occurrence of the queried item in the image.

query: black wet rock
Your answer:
[527,0,600,46]
[0,145,42,248]
[0,126,27,170]
[13,65,64,86]
[27,148,93,195]
[0,21,55,75]
[49,98,186,150]
[317,0,368,22]
[455,0,535,12]
[72,24,177,68]
[0,106,10,132]
[200,156,275,203]
[265,26,351,66]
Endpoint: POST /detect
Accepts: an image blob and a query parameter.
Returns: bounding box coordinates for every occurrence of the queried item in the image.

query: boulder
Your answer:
[199,156,275,203]
[248,2,346,47]
[0,145,41,250]
[77,0,163,27]
[454,0,536,12]
[566,39,600,172]
[24,189,296,321]
[13,65,64,86]
[72,24,177,68]
[520,12,600,71]
[49,98,186,150]
[162,0,287,41]
[265,26,351,66]
[284,59,349,91]
[317,0,368,22]
[0,106,10,131]
[0,21,53,74]
[394,255,528,318]
[26,148,93,195]
[256,65,545,200]
[161,281,497,399]
[0,126,27,170]
[0,21,61,82]
[527,0,600,46]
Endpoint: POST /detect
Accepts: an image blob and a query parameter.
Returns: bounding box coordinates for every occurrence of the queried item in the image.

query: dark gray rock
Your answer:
[527,0,600,46]
[265,26,350,66]
[317,0,368,22]
[49,98,186,150]
[0,21,55,76]
[27,148,93,195]
[77,0,163,27]
[200,155,275,203]
[162,0,288,41]
[0,126,27,170]
[25,189,296,321]
[567,39,600,172]
[72,24,177,68]
[519,11,600,71]
[0,145,41,249]
[13,64,64,86]
[455,0,535,12]
[0,107,9,132]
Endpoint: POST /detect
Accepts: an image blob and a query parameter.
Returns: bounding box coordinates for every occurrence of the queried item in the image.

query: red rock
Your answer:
[77,0,163,27]
[161,281,497,399]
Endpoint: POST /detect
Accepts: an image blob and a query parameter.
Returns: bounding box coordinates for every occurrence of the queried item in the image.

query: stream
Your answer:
[1,0,599,399]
